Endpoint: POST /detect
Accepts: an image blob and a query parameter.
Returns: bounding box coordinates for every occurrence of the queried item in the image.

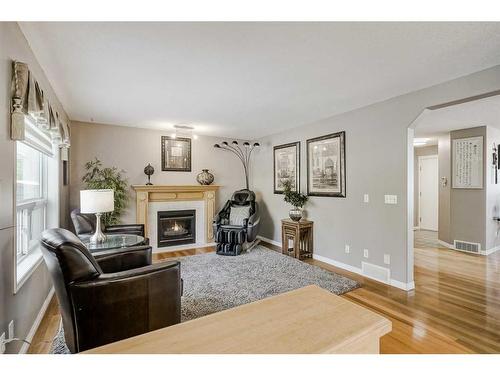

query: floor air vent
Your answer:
[453,240,480,253]
[361,262,391,284]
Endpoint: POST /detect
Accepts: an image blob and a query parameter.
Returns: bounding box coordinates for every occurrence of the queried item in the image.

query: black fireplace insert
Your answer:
[157,209,196,247]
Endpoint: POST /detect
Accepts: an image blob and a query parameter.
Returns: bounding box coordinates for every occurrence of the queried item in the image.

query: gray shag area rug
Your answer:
[51,245,358,353]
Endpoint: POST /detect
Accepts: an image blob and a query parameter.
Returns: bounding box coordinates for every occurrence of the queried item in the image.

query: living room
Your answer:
[2,1,500,373]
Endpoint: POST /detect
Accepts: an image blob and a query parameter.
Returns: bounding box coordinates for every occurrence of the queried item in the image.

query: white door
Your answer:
[418,155,439,231]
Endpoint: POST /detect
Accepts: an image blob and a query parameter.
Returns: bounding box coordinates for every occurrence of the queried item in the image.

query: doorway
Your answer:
[418,155,438,231]
[407,91,500,288]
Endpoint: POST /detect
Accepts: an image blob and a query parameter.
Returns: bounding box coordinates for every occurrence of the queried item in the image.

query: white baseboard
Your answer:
[19,287,55,354]
[258,236,415,291]
[390,279,415,291]
[313,254,415,291]
[313,253,362,274]
[257,235,281,247]
[437,239,500,256]
[484,245,500,255]
[437,239,453,249]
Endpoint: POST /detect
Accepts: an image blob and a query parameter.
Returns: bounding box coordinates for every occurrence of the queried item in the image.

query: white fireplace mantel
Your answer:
[132,185,220,244]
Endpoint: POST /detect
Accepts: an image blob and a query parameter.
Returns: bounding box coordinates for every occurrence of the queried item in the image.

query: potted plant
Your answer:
[82,158,129,226]
[282,179,308,221]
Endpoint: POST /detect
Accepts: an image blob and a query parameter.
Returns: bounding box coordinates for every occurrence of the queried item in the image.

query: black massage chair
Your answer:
[213,189,260,256]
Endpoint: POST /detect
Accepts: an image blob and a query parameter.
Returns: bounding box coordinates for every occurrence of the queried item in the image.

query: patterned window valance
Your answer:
[11,60,70,149]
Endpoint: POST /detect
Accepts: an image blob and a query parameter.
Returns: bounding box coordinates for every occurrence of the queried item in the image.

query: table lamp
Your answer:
[80,189,115,244]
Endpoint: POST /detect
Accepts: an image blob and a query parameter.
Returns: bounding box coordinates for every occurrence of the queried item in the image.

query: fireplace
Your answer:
[157,210,196,247]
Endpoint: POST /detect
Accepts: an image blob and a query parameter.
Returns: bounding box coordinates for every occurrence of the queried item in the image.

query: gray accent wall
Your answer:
[0,22,70,353]
[413,145,438,227]
[252,65,500,286]
[69,121,248,225]
[439,125,500,252]
[449,127,487,249]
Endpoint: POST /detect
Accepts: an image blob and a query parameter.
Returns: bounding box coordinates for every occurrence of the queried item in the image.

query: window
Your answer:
[16,141,48,265]
[14,117,58,291]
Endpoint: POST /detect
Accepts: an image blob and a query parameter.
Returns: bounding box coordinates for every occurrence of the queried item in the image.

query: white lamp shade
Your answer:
[80,189,114,213]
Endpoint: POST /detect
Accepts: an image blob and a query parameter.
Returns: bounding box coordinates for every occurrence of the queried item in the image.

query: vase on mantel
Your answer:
[196,169,214,185]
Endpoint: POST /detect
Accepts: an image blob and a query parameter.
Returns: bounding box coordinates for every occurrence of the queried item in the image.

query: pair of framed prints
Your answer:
[273,131,346,197]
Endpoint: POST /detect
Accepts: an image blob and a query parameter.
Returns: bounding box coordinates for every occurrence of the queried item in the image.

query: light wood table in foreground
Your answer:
[84,285,391,354]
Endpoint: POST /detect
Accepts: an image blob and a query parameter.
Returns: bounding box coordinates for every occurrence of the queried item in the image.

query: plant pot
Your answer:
[289,207,303,222]
[196,169,214,185]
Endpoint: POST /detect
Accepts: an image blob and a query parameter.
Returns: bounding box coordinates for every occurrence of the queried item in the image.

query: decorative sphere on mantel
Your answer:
[196,169,214,185]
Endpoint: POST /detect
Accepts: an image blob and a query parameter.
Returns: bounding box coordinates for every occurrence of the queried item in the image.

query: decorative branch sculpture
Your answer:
[213,141,260,189]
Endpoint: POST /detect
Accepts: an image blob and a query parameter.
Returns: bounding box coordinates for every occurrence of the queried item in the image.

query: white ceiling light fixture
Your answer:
[173,124,197,140]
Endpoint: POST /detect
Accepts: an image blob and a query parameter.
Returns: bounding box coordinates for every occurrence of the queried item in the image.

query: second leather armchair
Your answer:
[70,209,145,238]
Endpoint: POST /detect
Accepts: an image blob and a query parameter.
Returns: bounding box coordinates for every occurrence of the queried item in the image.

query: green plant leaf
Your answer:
[81,158,129,226]
[282,179,308,208]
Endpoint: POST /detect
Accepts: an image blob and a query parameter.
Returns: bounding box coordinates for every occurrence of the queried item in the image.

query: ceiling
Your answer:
[413,94,500,146]
[19,22,500,139]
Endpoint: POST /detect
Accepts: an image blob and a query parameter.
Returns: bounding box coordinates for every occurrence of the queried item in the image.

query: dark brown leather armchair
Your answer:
[70,209,145,238]
[40,228,181,353]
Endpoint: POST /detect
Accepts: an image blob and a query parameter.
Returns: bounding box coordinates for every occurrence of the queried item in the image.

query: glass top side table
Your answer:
[81,234,146,253]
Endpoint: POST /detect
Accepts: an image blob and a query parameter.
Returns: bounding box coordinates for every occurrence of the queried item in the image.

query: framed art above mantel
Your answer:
[161,136,192,172]
[307,131,346,197]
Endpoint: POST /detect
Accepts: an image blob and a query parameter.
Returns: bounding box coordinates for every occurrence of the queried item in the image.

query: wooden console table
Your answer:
[281,219,313,259]
[84,285,391,354]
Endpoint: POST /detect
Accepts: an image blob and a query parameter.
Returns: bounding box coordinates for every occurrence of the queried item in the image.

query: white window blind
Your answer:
[23,116,54,157]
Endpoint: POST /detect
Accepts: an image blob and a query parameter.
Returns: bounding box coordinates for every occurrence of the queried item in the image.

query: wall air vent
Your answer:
[361,262,391,284]
[453,240,481,253]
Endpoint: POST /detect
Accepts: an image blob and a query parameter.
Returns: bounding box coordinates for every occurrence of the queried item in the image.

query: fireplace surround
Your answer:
[157,210,196,247]
[132,185,219,251]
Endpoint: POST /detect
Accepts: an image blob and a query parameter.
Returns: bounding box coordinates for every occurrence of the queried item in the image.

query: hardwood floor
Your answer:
[28,240,500,354]
[27,295,61,354]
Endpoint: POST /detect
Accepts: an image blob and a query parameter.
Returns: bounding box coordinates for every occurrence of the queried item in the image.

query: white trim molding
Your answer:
[19,287,54,354]
[390,279,416,291]
[438,239,500,256]
[256,235,281,247]
[313,253,362,274]
[313,254,415,291]
[258,236,415,291]
[484,245,500,255]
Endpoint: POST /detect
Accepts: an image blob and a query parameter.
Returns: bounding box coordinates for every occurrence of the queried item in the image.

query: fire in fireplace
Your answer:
[157,210,196,247]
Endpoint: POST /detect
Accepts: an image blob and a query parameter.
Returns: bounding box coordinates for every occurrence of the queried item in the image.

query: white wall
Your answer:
[449,127,487,249]
[69,121,249,225]
[252,65,500,287]
[414,145,438,227]
[0,22,70,353]
[438,133,452,244]
[486,126,500,251]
